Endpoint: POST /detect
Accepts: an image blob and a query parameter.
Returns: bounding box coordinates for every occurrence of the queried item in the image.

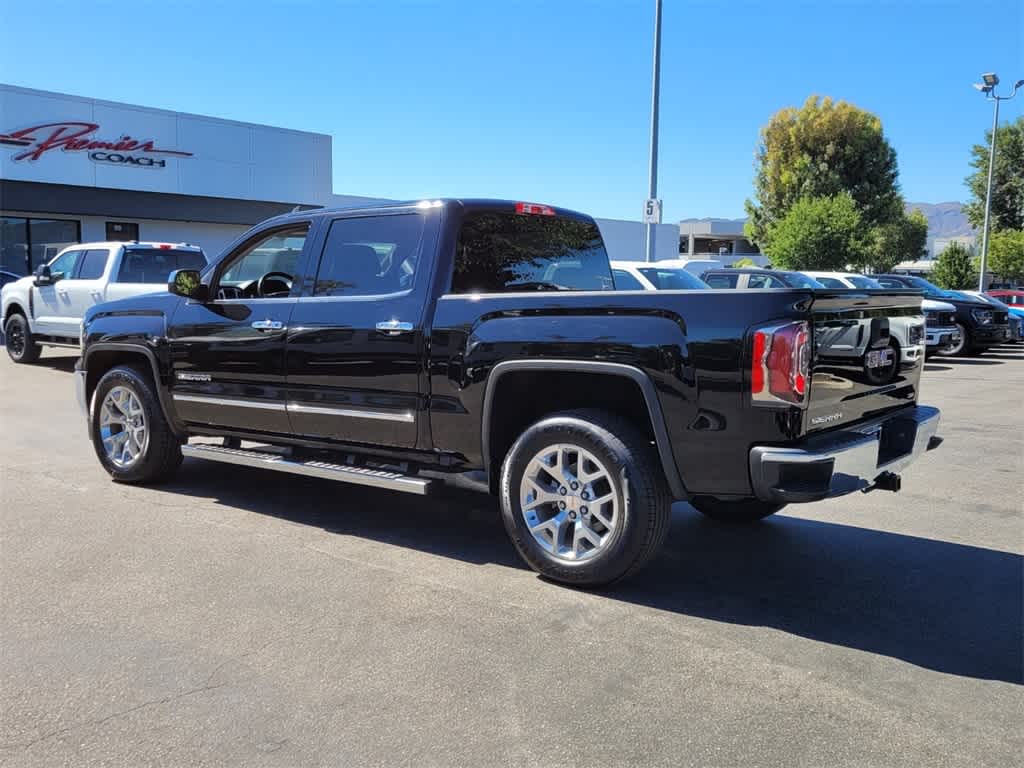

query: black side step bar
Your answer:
[181,444,433,495]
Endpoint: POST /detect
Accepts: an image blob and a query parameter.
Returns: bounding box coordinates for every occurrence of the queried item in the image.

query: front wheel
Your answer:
[935,323,968,357]
[4,313,41,364]
[499,409,672,587]
[690,496,785,523]
[91,364,182,484]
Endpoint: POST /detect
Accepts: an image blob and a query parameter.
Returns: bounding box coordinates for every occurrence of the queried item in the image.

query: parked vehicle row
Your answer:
[0,199,939,589]
[2,242,208,363]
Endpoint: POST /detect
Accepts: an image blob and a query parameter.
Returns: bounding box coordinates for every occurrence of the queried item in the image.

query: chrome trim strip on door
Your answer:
[287,402,415,423]
[172,393,287,411]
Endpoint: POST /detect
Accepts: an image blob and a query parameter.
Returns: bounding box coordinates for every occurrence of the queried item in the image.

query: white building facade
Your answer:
[2,84,692,275]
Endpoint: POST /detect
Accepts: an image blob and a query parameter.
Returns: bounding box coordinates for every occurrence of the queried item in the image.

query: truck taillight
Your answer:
[515,202,556,216]
[751,321,810,406]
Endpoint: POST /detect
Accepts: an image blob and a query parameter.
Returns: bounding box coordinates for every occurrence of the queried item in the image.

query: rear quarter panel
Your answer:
[428,289,815,497]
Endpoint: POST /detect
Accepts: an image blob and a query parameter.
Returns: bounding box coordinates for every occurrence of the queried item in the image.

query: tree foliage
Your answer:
[986,229,1024,284]
[858,208,929,273]
[964,116,1024,232]
[763,193,867,270]
[744,96,903,249]
[930,242,978,290]
[730,257,757,268]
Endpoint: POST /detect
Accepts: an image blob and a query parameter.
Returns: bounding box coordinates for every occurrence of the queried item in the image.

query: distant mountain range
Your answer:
[905,202,976,240]
[681,202,976,251]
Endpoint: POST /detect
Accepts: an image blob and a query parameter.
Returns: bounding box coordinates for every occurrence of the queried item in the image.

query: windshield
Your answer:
[636,267,709,290]
[848,275,882,289]
[781,272,825,288]
[896,275,950,298]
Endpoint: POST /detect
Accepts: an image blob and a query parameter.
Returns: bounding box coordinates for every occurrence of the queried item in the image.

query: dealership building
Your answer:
[0,83,681,276]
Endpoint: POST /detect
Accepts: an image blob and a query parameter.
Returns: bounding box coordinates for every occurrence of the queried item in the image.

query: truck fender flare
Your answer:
[480,359,687,500]
[84,342,186,438]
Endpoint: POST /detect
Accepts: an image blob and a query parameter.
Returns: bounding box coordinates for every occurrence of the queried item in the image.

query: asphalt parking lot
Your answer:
[1,346,1021,768]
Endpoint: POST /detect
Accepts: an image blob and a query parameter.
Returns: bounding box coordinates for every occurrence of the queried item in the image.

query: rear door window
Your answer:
[703,273,738,289]
[76,249,111,280]
[748,273,787,288]
[637,268,708,290]
[314,214,425,297]
[875,277,906,289]
[453,212,613,293]
[814,276,846,289]
[612,269,645,290]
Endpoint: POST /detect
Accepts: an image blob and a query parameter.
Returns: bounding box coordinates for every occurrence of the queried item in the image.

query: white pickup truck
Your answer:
[2,241,206,363]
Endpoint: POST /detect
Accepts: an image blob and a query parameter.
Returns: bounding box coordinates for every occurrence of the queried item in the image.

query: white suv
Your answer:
[2,241,206,363]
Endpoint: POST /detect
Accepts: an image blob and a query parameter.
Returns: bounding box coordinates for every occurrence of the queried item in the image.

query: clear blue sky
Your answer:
[1,0,1021,221]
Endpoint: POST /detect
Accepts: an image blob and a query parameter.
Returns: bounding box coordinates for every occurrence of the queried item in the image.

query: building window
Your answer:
[0,217,81,275]
[106,222,139,242]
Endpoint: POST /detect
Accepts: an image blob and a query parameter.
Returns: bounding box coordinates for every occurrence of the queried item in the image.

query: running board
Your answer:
[181,444,433,495]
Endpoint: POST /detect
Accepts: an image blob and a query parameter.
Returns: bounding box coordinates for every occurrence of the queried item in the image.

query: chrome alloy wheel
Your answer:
[99,386,149,468]
[520,443,620,562]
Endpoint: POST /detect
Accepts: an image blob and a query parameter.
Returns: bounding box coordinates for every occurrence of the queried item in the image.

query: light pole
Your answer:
[643,0,663,262]
[972,73,1023,291]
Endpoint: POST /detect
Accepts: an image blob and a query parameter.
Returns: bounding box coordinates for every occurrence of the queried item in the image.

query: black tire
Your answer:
[91,364,182,484]
[499,409,672,588]
[4,312,41,364]
[690,496,785,523]
[935,323,968,357]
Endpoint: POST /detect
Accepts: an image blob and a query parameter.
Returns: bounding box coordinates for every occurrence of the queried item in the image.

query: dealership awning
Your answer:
[0,180,319,226]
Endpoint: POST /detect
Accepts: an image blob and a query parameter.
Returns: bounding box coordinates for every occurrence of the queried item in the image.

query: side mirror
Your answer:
[168,269,208,301]
[33,264,52,286]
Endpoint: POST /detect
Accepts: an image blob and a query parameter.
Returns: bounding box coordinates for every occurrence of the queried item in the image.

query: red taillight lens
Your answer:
[515,202,556,216]
[751,321,810,406]
[751,330,768,394]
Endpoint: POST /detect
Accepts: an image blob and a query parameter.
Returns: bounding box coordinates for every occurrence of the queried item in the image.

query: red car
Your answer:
[987,289,1024,307]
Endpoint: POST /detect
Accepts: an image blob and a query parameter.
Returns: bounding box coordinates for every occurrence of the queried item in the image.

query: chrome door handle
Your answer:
[251,320,284,331]
[376,320,413,335]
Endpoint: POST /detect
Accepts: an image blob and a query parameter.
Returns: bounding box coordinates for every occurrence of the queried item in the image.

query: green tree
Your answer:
[858,209,929,273]
[964,116,1024,232]
[986,229,1024,284]
[744,96,903,249]
[763,193,868,270]
[930,242,978,290]
[731,256,757,267]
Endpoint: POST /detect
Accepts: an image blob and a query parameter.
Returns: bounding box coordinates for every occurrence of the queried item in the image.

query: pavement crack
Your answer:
[0,681,230,751]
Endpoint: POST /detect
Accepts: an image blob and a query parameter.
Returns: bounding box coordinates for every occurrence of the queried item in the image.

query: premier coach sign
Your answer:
[0,121,193,168]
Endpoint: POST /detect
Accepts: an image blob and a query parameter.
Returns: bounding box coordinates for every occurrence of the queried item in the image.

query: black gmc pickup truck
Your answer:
[77,199,942,587]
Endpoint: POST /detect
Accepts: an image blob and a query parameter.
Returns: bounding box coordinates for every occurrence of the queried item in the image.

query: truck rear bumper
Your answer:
[749,405,941,504]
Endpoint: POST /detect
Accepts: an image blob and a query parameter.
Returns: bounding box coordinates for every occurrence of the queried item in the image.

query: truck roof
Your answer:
[265,198,596,226]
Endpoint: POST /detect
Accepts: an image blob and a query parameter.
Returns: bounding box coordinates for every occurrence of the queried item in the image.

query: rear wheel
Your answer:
[499,409,672,587]
[4,313,41,364]
[91,365,182,484]
[690,496,784,523]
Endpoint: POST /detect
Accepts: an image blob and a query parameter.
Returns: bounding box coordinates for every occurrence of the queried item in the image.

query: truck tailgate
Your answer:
[806,291,924,433]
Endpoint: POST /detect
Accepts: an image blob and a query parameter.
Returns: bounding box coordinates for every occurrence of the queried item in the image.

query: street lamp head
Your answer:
[982,72,1000,86]
[1015,79,1024,90]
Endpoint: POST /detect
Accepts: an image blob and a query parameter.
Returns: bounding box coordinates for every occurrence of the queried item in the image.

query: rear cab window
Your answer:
[117,247,206,284]
[452,210,613,293]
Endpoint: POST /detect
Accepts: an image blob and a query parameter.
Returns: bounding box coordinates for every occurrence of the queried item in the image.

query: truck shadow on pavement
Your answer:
[167,461,1023,686]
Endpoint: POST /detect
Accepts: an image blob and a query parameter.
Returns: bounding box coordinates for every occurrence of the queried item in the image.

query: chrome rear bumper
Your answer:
[749,405,941,504]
